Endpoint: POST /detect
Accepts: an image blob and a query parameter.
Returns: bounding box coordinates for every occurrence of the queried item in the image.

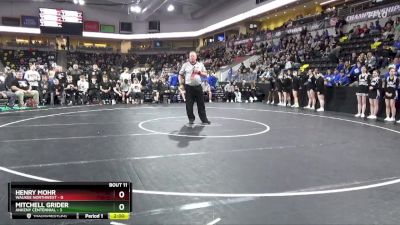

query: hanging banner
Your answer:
[345,4,400,23]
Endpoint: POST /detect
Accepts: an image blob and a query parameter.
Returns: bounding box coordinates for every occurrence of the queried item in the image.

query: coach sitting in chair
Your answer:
[11,71,39,107]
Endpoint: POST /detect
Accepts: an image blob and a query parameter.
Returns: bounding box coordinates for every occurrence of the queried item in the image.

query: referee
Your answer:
[179,51,211,125]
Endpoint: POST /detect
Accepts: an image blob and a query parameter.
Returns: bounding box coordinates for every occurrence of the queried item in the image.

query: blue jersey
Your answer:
[208,75,218,88]
[169,74,179,87]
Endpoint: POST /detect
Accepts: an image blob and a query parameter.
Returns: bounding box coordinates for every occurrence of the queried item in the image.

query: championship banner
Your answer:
[345,4,400,23]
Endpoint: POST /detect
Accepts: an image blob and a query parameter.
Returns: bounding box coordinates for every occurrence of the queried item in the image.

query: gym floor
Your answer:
[0,103,400,225]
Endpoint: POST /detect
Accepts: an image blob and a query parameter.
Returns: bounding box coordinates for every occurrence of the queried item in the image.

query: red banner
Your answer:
[84,20,99,32]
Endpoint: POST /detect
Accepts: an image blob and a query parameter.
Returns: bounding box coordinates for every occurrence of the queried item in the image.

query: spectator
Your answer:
[0,73,16,108]
[24,65,41,91]
[77,74,88,105]
[88,76,100,104]
[64,75,77,105]
[100,75,113,105]
[39,75,53,105]
[384,67,398,122]
[120,79,131,104]
[53,78,64,105]
[68,64,82,84]
[234,83,242,103]
[202,80,212,103]
[10,71,39,107]
[120,67,131,83]
[128,78,144,104]
[89,64,102,83]
[224,81,235,103]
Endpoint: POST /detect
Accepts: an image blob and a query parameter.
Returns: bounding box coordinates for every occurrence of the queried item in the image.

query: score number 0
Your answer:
[118,191,125,211]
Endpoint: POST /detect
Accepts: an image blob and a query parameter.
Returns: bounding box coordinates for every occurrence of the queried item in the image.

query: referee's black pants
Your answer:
[185,84,208,122]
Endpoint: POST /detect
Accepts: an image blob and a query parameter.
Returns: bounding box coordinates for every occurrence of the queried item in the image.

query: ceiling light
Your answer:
[142,7,148,13]
[130,5,142,13]
[78,0,85,5]
[320,0,338,5]
[167,4,175,12]
[73,0,79,4]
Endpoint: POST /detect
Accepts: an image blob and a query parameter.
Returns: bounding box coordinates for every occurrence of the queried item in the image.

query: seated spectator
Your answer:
[201,80,212,103]
[208,73,218,90]
[10,71,39,107]
[64,75,77,105]
[77,75,89,105]
[129,78,144,104]
[24,65,40,91]
[224,81,235,103]
[112,81,123,104]
[120,79,131,104]
[100,75,113,105]
[0,73,16,108]
[324,69,335,87]
[336,70,350,86]
[159,78,172,104]
[39,75,53,106]
[88,76,101,104]
[52,78,64,105]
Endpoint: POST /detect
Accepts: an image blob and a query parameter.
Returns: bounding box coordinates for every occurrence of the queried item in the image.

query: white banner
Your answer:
[345,4,400,23]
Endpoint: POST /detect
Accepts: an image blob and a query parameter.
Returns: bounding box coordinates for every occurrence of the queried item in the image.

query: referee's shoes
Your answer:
[189,120,211,125]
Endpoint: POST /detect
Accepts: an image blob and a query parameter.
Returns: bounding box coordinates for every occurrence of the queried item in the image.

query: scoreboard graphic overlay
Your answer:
[39,8,83,35]
[9,182,131,220]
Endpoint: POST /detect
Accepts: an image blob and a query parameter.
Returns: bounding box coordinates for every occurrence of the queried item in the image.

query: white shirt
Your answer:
[24,70,40,87]
[77,80,89,93]
[131,83,141,93]
[120,72,131,82]
[179,61,206,86]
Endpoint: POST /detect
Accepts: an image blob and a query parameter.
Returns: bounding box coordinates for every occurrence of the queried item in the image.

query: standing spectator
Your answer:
[355,66,369,118]
[68,64,82,85]
[10,71,39,107]
[291,70,300,107]
[89,64,102,83]
[120,67,131,82]
[367,70,381,120]
[305,70,316,110]
[316,72,326,112]
[234,83,242,103]
[384,67,398,122]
